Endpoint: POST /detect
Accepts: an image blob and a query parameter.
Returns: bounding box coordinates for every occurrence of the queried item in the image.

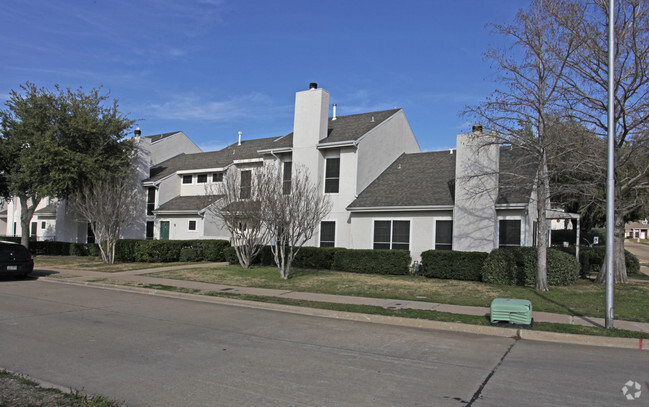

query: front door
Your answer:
[160,221,170,240]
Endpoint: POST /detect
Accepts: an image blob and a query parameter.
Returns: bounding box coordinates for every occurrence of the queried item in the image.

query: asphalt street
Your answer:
[0,280,647,406]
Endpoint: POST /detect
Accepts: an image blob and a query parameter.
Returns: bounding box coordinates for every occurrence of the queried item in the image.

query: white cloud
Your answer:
[143,92,287,122]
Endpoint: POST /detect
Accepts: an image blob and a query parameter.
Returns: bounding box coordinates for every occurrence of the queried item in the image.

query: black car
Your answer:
[0,241,34,279]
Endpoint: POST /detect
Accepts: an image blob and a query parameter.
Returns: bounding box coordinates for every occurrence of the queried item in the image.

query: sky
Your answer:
[0,0,524,153]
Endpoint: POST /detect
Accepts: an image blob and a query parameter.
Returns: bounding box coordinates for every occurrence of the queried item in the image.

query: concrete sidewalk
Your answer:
[33,262,649,335]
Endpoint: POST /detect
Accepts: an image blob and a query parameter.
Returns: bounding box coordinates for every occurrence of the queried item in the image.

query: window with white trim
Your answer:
[373,220,410,250]
[188,220,197,231]
[197,174,207,183]
[325,158,340,193]
[240,170,251,199]
[182,175,193,184]
[320,221,335,247]
[435,220,453,250]
[213,172,223,182]
[283,161,292,195]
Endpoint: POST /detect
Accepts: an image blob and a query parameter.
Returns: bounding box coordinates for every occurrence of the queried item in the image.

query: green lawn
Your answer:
[34,256,199,273]
[147,265,649,323]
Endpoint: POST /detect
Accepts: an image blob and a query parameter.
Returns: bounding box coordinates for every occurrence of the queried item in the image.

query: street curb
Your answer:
[40,277,648,350]
[517,329,647,350]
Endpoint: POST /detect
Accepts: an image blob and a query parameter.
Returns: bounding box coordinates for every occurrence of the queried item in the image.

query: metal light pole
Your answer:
[605,0,615,329]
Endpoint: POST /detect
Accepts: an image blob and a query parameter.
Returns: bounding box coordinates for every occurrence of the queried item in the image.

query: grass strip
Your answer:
[121,282,649,340]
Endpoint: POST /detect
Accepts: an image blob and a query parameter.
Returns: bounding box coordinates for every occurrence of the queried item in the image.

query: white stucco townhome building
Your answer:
[1,83,540,261]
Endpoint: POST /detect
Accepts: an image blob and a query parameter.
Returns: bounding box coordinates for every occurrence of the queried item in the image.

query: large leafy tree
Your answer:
[0,82,135,248]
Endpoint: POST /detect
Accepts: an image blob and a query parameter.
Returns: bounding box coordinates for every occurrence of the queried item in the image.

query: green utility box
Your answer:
[490,298,533,327]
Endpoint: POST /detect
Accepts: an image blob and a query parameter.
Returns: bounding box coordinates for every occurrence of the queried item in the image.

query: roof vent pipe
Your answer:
[309,82,318,89]
[332,104,337,120]
[238,131,242,146]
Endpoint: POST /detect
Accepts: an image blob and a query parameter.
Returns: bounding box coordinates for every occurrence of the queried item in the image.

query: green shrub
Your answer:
[114,239,138,262]
[179,247,201,262]
[482,247,579,286]
[87,243,100,257]
[69,243,88,256]
[196,240,230,262]
[134,240,184,262]
[224,246,238,264]
[420,250,488,281]
[293,247,338,270]
[332,249,411,275]
[565,247,641,277]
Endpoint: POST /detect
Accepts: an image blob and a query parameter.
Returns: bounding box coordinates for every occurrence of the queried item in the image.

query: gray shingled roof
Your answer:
[155,195,222,212]
[147,137,282,182]
[276,109,401,147]
[147,109,400,181]
[349,146,535,209]
[349,151,457,208]
[146,131,182,143]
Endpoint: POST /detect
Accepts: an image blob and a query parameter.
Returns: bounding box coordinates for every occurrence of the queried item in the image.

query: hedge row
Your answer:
[0,238,101,257]
[557,246,640,277]
[0,237,230,263]
[225,246,411,275]
[420,250,488,281]
[115,239,230,263]
[482,247,580,286]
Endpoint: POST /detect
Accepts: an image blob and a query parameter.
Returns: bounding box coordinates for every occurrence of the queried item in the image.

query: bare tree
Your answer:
[261,164,331,280]
[550,0,649,283]
[67,172,141,264]
[206,167,270,269]
[465,0,577,291]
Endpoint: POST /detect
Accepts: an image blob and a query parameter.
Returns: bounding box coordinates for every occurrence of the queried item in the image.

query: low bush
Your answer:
[420,250,488,281]
[179,247,201,262]
[114,239,139,262]
[196,240,230,262]
[332,249,411,275]
[69,243,88,256]
[134,240,184,262]
[224,246,238,265]
[482,247,579,286]
[293,246,338,270]
[561,246,641,277]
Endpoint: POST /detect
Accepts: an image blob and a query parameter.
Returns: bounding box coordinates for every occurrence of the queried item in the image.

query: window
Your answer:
[325,158,340,193]
[87,223,95,244]
[283,161,292,195]
[197,174,207,183]
[499,219,521,247]
[188,220,197,231]
[435,220,453,250]
[147,187,156,216]
[373,220,410,251]
[213,172,223,182]
[30,222,37,237]
[320,221,335,247]
[146,221,154,240]
[240,170,251,199]
[41,221,46,229]
[182,175,193,184]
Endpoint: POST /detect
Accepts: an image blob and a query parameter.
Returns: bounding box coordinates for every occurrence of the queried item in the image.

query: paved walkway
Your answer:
[33,262,649,335]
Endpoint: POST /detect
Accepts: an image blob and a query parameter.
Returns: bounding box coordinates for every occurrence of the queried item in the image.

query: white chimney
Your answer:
[238,131,242,146]
[332,103,337,120]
